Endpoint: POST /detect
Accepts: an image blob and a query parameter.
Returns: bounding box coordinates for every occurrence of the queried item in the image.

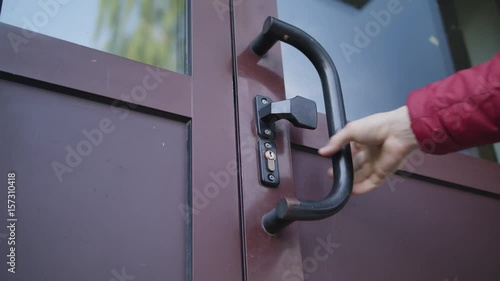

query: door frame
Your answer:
[231,1,305,280]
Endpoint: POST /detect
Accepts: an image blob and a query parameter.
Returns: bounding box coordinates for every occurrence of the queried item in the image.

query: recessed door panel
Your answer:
[292,149,500,281]
[0,78,189,281]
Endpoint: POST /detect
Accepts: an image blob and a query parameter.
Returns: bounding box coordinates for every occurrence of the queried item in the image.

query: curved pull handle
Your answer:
[250,16,354,235]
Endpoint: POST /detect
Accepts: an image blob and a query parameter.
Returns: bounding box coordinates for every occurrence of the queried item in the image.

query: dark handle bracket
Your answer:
[255,95,277,139]
[255,95,317,188]
[255,95,317,140]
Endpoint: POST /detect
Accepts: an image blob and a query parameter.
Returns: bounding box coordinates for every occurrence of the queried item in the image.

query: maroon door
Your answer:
[3,1,500,281]
[233,1,500,281]
[0,2,242,281]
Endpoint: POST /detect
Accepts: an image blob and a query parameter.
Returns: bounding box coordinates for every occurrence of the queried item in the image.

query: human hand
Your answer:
[318,106,419,194]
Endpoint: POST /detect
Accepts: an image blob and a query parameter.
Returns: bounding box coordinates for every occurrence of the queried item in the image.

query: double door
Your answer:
[1,0,499,280]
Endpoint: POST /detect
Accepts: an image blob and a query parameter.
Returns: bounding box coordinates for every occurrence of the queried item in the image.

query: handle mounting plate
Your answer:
[255,95,276,139]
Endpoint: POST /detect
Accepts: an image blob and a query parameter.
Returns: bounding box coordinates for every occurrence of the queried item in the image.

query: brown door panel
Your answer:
[292,149,500,281]
[0,79,189,280]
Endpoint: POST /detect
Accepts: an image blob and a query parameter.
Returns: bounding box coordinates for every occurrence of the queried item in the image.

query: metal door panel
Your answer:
[292,149,500,281]
[0,78,188,280]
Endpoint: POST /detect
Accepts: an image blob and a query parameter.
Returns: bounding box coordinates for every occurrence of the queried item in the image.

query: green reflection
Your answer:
[94,0,187,73]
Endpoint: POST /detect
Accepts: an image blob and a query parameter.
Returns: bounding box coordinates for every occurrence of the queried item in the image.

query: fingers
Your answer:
[372,139,407,179]
[352,149,368,171]
[318,124,356,156]
[354,163,371,183]
[351,142,363,153]
[328,154,371,186]
[352,173,384,194]
[321,110,413,195]
[329,162,380,195]
[319,110,395,158]
[327,142,367,180]
[353,140,407,194]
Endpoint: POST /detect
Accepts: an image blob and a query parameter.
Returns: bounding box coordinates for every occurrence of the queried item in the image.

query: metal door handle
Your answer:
[250,17,354,235]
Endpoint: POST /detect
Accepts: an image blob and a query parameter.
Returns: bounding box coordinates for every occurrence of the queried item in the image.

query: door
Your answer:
[0,1,243,281]
[233,0,500,280]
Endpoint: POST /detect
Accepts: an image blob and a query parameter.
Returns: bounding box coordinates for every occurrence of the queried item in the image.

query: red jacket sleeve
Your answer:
[407,52,500,155]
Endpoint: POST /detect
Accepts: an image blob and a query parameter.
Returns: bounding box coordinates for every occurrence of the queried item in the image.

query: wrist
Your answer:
[392,106,419,152]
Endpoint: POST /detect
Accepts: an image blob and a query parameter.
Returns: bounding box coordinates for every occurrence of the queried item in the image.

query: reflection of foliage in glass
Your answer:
[95,0,187,73]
